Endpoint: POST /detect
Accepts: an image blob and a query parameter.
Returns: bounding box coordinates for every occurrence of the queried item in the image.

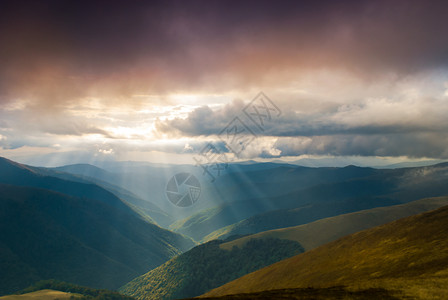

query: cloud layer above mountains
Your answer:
[1,0,448,162]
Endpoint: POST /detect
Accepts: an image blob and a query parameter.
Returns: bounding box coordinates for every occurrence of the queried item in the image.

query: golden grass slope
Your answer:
[220,196,448,251]
[0,290,82,300]
[203,204,448,299]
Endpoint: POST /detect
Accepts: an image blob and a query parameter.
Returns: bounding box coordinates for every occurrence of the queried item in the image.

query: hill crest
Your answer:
[203,204,448,298]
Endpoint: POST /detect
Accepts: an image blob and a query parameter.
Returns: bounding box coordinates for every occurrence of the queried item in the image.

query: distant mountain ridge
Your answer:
[0,157,130,211]
[174,163,448,241]
[220,196,448,251]
[51,160,448,243]
[49,164,173,226]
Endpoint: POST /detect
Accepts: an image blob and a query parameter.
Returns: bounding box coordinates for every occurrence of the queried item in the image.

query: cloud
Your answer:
[0,120,8,129]
[155,80,448,159]
[274,133,448,159]
[98,148,114,155]
[2,0,448,109]
[155,100,246,137]
[156,94,448,137]
[1,1,448,161]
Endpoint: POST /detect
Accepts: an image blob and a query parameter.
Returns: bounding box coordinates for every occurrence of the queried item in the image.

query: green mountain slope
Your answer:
[202,205,448,299]
[119,238,303,300]
[0,157,195,295]
[0,157,170,227]
[0,157,134,212]
[0,157,176,236]
[220,196,448,251]
[204,196,397,242]
[172,193,399,243]
[0,184,194,295]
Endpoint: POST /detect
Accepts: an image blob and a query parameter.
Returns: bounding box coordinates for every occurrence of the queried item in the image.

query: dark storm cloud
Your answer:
[275,133,448,159]
[155,100,246,137]
[155,100,448,138]
[2,0,448,160]
[155,96,448,158]
[2,0,448,105]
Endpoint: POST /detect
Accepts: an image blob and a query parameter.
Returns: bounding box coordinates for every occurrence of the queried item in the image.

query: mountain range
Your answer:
[220,196,448,251]
[2,155,448,299]
[0,157,194,295]
[173,163,448,241]
[202,204,448,299]
[120,196,448,300]
[51,161,448,244]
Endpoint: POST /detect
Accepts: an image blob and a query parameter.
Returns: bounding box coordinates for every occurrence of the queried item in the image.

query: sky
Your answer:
[1,0,448,166]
